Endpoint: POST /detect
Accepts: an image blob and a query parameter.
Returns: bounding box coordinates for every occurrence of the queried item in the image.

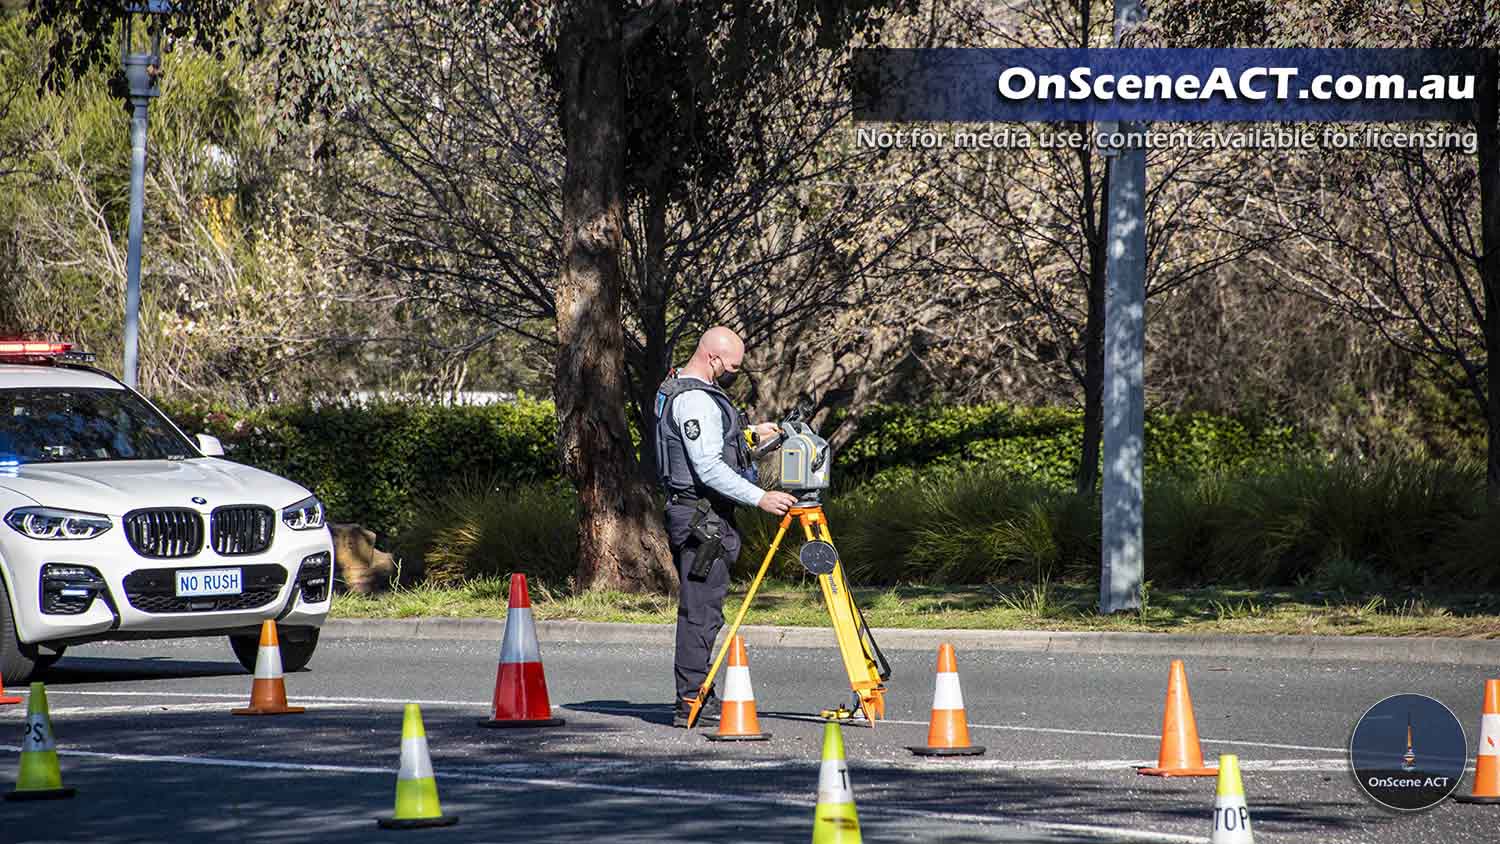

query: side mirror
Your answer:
[195,433,225,457]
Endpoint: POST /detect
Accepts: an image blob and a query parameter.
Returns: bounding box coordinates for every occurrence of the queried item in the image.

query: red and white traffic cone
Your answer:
[706,636,770,742]
[232,620,305,715]
[0,668,21,705]
[478,573,564,728]
[908,643,984,756]
[1454,678,1500,804]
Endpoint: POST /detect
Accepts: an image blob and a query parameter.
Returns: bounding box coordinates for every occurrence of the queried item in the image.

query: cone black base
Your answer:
[706,732,771,742]
[908,745,986,756]
[476,717,564,728]
[232,706,305,716]
[377,814,460,829]
[6,787,76,801]
[1454,794,1500,804]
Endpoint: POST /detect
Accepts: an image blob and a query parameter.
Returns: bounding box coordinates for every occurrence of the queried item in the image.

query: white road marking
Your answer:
[0,744,1209,843]
[15,689,485,707]
[585,704,1348,754]
[18,692,1347,754]
[876,716,1345,754]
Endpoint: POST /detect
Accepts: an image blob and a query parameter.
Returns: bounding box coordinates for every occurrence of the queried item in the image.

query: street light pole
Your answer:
[1099,0,1148,614]
[119,2,171,390]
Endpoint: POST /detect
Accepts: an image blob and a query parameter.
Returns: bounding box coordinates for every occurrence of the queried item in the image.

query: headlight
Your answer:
[5,507,112,540]
[281,495,326,530]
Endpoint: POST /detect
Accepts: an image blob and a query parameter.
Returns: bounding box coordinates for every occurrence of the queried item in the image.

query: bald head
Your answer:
[695,326,743,362]
[683,326,745,384]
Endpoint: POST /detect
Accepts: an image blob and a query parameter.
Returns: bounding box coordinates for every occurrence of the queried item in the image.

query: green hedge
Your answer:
[838,404,1312,489]
[161,399,560,537]
[394,458,1500,593]
[160,399,1312,542]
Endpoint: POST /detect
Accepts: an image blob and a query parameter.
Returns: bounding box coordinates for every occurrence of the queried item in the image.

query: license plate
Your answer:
[175,567,242,598]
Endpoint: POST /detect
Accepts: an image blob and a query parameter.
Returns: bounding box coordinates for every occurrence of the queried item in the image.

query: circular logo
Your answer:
[191,496,208,505]
[1349,693,1466,811]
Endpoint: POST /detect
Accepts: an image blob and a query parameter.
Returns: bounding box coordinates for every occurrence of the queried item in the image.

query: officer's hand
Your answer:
[752,422,781,439]
[757,490,798,516]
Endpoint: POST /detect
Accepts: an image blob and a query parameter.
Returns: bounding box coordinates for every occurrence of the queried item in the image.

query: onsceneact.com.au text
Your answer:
[996,66,1474,103]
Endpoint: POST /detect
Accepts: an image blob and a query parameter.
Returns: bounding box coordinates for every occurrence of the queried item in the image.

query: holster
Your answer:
[687,498,725,580]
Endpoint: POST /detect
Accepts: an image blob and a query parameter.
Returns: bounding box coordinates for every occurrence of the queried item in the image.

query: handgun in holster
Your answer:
[687,498,725,580]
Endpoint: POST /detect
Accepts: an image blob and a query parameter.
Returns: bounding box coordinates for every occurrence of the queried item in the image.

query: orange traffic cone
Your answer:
[1454,678,1500,804]
[1138,660,1217,777]
[0,669,20,705]
[232,620,305,715]
[706,636,770,742]
[478,573,564,728]
[909,643,984,756]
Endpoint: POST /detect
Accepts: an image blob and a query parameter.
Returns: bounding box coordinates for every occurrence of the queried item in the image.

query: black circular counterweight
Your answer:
[799,540,839,575]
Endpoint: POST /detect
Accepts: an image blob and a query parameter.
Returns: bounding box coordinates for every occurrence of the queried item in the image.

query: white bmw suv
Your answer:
[0,343,333,683]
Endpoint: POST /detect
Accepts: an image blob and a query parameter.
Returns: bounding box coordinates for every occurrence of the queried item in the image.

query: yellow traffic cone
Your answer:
[376,704,459,829]
[6,683,75,801]
[812,721,861,844]
[1210,754,1254,843]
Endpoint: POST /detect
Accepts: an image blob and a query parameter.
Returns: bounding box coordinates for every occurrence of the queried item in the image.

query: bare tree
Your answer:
[1155,0,1500,497]
[916,0,1276,494]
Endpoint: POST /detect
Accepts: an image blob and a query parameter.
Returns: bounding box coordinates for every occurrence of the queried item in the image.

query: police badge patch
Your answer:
[684,419,701,440]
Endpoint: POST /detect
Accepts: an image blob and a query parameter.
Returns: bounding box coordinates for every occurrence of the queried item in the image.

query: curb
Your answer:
[322,618,1500,665]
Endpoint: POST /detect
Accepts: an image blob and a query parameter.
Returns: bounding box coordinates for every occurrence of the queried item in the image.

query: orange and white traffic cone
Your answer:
[706,636,770,742]
[0,669,20,705]
[1137,659,1217,777]
[478,573,564,728]
[908,643,984,756]
[1454,678,1500,804]
[231,620,305,715]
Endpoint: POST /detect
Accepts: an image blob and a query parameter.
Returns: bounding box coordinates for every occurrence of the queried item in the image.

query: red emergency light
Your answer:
[0,341,73,356]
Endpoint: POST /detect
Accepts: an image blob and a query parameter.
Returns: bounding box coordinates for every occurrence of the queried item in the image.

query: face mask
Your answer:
[712,356,739,389]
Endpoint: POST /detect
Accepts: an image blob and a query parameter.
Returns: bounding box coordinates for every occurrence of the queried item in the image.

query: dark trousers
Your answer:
[665,501,742,700]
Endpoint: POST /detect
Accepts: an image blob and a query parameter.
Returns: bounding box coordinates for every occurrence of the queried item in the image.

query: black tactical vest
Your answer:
[654,375,753,498]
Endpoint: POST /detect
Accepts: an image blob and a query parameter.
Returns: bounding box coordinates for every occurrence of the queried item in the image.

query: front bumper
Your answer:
[3,527,334,647]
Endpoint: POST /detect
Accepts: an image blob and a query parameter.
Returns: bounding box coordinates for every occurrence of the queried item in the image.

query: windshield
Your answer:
[0,387,197,464]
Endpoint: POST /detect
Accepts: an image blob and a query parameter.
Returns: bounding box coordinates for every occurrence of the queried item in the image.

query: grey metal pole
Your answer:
[121,51,160,390]
[1099,0,1147,614]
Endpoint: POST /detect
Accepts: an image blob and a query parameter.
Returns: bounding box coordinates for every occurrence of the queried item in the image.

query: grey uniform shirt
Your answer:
[670,376,763,508]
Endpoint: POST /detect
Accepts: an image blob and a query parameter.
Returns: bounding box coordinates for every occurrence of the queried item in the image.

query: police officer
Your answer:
[655,326,797,727]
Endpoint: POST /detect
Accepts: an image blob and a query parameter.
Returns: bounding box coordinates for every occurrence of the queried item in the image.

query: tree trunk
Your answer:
[630,188,675,487]
[1075,156,1111,496]
[1478,48,1500,504]
[555,0,675,593]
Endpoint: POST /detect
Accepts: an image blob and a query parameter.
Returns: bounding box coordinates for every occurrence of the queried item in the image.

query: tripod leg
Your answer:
[686,512,791,728]
[814,518,887,725]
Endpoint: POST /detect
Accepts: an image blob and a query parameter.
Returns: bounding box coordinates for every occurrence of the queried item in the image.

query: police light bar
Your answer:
[0,341,95,363]
[0,341,71,355]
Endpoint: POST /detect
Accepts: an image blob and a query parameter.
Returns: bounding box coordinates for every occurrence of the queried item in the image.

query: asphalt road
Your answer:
[1,632,1496,843]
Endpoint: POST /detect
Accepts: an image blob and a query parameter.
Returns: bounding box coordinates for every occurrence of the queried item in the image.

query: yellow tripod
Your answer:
[685,504,889,728]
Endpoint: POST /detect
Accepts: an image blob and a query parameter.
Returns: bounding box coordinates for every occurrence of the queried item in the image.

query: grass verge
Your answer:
[331,580,1500,638]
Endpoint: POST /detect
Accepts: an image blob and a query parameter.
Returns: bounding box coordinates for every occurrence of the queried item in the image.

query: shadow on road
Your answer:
[564,699,675,726]
[0,704,1433,843]
[39,656,247,685]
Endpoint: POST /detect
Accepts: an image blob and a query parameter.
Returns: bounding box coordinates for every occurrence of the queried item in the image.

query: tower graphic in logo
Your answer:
[1401,711,1417,773]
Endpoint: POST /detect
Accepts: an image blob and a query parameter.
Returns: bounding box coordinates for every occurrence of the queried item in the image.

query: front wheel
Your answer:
[0,575,40,685]
[229,628,320,673]
[32,647,65,672]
